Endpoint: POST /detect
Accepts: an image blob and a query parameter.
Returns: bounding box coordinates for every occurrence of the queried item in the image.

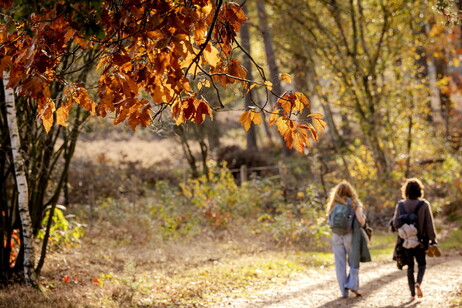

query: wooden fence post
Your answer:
[240,164,248,183]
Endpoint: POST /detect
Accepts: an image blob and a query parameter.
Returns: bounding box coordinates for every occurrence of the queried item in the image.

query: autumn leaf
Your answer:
[203,43,221,67]
[55,105,71,127]
[227,60,247,83]
[91,278,100,285]
[295,92,310,107]
[313,118,327,131]
[172,95,213,125]
[268,111,279,126]
[194,99,213,125]
[246,83,257,93]
[275,93,293,114]
[197,79,211,90]
[239,110,262,131]
[239,110,252,132]
[215,2,247,56]
[74,86,96,115]
[200,2,213,14]
[252,112,262,125]
[112,53,131,67]
[0,0,323,150]
[280,73,292,83]
[308,113,323,119]
[39,99,55,133]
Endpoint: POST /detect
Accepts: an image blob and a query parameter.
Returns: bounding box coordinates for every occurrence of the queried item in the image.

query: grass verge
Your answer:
[2,227,460,307]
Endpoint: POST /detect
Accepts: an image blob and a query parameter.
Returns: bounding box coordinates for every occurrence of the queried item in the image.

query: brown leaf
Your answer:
[194,100,213,125]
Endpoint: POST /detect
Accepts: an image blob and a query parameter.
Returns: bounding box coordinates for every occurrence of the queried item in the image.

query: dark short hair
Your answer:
[401,178,424,199]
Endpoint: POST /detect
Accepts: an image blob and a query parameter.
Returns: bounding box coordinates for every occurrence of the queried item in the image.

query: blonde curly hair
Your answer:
[326,181,362,214]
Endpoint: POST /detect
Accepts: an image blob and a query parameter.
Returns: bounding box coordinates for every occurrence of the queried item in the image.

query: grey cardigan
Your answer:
[351,216,371,268]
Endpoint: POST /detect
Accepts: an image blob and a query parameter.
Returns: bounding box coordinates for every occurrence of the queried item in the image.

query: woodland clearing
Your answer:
[2,128,461,308]
[2,1,462,307]
[0,216,461,307]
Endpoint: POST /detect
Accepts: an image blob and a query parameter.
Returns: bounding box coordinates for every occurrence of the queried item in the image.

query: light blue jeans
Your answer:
[332,233,359,297]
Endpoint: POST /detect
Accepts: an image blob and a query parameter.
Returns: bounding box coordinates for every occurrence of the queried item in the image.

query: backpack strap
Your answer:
[347,199,355,217]
[399,200,425,215]
[398,201,406,215]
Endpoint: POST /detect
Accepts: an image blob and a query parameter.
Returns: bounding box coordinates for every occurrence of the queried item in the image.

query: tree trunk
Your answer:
[405,114,413,178]
[434,56,451,137]
[318,96,352,181]
[3,71,38,288]
[293,64,311,124]
[36,106,84,275]
[426,57,444,125]
[366,126,389,176]
[204,117,220,153]
[175,125,200,178]
[256,0,291,156]
[241,4,258,151]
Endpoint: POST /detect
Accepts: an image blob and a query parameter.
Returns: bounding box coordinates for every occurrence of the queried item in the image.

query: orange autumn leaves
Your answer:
[0,0,235,131]
[172,94,213,126]
[240,85,326,153]
[0,0,325,153]
[239,110,262,131]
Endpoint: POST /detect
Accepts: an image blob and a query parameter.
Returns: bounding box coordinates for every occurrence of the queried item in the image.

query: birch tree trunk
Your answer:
[3,71,38,288]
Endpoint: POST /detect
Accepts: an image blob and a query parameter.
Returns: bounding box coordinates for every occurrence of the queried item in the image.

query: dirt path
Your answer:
[216,251,462,308]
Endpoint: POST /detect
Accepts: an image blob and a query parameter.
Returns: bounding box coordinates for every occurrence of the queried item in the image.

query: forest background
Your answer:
[1,0,462,307]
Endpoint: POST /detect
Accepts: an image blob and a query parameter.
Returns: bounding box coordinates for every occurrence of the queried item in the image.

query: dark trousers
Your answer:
[404,247,426,296]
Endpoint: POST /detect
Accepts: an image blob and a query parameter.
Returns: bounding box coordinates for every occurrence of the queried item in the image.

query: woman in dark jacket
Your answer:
[392,178,439,300]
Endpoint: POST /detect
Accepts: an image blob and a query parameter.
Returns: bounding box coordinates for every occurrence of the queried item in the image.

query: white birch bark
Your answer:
[3,71,38,288]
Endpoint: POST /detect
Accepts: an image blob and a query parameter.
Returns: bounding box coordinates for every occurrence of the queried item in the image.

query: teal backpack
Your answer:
[329,201,354,235]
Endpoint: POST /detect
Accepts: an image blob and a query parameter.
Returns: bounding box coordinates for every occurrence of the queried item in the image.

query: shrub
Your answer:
[149,165,328,248]
[149,166,282,239]
[257,186,330,248]
[68,156,178,205]
[37,206,85,251]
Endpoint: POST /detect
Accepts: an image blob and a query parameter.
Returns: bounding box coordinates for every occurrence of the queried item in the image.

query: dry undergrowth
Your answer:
[1,220,461,307]
[0,220,329,308]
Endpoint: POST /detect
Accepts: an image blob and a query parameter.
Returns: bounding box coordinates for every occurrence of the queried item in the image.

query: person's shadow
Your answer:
[317,296,421,308]
[245,254,454,308]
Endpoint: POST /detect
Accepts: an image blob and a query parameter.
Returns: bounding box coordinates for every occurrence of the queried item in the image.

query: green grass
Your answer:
[122,250,336,306]
[140,235,397,306]
[440,227,462,250]
[366,231,396,262]
[368,231,397,249]
[449,281,462,308]
[367,226,462,264]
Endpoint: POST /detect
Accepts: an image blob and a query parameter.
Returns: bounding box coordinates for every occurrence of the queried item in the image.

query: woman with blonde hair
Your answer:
[327,181,371,298]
